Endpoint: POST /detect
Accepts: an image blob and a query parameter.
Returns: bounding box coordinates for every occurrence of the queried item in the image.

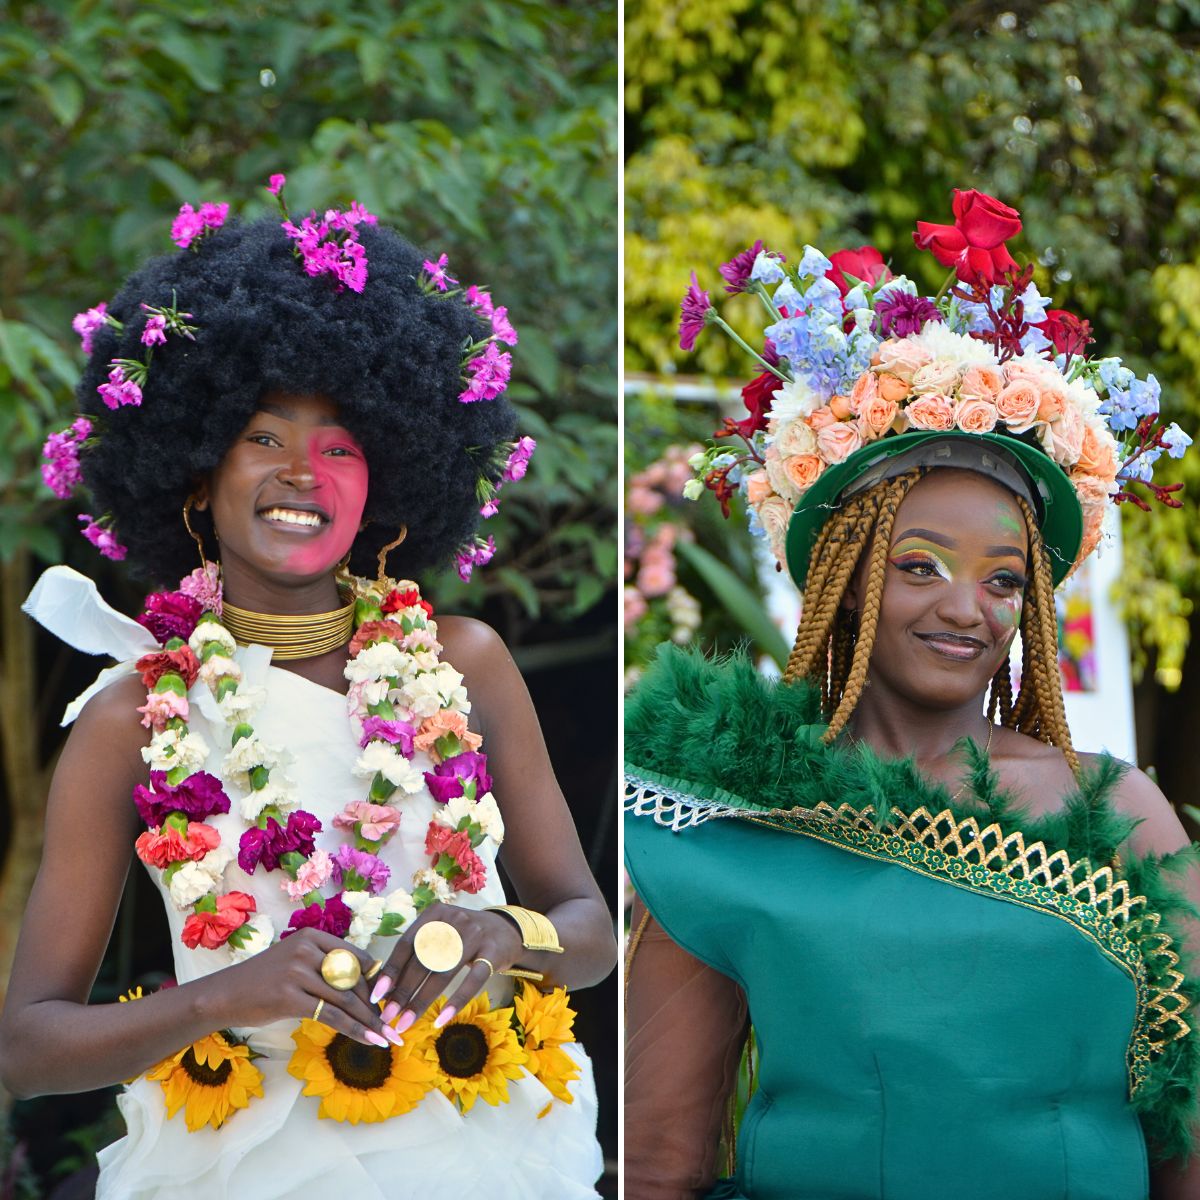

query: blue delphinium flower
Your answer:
[1162,422,1192,459]
[751,251,786,286]
[797,245,833,281]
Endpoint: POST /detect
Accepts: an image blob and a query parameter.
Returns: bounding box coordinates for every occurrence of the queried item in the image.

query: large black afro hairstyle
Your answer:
[77,216,517,587]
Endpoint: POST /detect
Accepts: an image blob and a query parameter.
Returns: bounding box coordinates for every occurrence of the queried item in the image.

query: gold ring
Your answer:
[472,957,495,979]
[365,959,384,981]
[312,998,325,1022]
[412,920,464,973]
[320,948,362,991]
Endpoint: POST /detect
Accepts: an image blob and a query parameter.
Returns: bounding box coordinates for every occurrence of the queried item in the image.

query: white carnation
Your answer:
[199,655,242,690]
[403,664,468,718]
[344,641,410,685]
[228,914,276,963]
[768,377,820,424]
[142,728,211,773]
[223,736,284,789]
[238,775,298,821]
[353,742,426,793]
[911,322,999,369]
[473,791,505,844]
[412,868,453,904]
[342,890,386,948]
[217,684,268,726]
[382,888,417,927]
[188,622,236,657]
[167,846,233,909]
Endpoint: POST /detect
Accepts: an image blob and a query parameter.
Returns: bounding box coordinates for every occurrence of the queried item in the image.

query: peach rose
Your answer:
[807,405,837,431]
[877,338,933,383]
[1036,385,1067,423]
[757,495,793,564]
[877,372,910,403]
[816,421,863,464]
[745,469,773,506]
[764,446,800,505]
[1071,474,1112,572]
[994,380,1040,433]
[829,394,854,420]
[1004,359,1061,389]
[904,392,955,431]
[959,365,1003,403]
[858,396,899,440]
[1041,403,1085,465]
[774,417,817,458]
[955,397,999,434]
[1077,425,1119,484]
[911,360,961,395]
[849,371,878,415]
[783,453,824,492]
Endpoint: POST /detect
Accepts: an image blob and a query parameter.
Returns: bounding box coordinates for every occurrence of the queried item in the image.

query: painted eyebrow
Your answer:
[256,401,341,427]
[985,544,1027,563]
[893,528,1027,563]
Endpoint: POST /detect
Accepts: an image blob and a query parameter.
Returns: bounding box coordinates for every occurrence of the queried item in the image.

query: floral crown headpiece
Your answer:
[680,188,1190,581]
[43,174,533,581]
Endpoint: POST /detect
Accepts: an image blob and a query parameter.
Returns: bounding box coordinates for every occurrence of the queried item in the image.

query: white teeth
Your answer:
[262,508,324,528]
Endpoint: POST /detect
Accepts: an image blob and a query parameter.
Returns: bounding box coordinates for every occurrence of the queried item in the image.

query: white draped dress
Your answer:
[25,567,602,1200]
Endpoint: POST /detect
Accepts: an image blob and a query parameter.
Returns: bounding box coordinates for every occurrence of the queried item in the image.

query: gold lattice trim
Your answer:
[626,777,1191,1098]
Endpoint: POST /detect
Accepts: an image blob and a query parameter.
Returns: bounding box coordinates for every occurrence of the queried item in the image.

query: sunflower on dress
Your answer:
[413,994,527,1113]
[145,1031,264,1132]
[287,1017,436,1123]
[512,983,581,1108]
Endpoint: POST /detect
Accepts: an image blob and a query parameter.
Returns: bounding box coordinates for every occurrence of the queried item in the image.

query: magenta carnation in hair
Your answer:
[72,303,108,354]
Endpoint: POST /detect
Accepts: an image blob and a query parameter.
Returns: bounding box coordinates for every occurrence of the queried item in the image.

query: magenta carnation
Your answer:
[238,810,322,874]
[490,305,518,346]
[267,173,287,196]
[97,364,142,409]
[454,536,496,582]
[424,750,493,803]
[133,770,230,827]
[503,436,536,482]
[137,590,205,642]
[458,343,512,404]
[71,303,108,354]
[41,419,91,499]
[281,893,353,939]
[422,253,457,292]
[78,514,127,560]
[874,292,944,339]
[359,716,417,756]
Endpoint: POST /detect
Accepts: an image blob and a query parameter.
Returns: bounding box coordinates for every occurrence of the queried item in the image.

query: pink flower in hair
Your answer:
[78,514,127,561]
[458,342,512,403]
[267,173,287,196]
[423,253,457,292]
[72,303,108,354]
[41,420,90,499]
[503,436,536,482]
[490,305,518,347]
[465,285,494,318]
[141,313,168,347]
[97,364,142,409]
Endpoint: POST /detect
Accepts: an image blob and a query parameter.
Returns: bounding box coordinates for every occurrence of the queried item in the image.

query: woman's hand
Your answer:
[368,904,524,1032]
[204,929,400,1049]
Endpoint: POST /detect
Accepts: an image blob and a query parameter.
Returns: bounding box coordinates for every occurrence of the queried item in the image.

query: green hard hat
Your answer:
[783,430,1084,589]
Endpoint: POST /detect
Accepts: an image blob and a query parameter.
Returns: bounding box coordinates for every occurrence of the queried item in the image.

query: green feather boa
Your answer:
[626,643,1200,1161]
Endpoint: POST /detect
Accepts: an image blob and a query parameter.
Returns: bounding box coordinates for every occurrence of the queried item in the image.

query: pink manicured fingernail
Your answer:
[381,1001,401,1023]
[433,1005,456,1029]
[370,975,392,1005]
[395,1009,416,1033]
[381,1025,404,1047]
[364,1030,388,1048]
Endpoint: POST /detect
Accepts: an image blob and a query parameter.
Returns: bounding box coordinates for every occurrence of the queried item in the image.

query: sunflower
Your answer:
[413,994,527,1113]
[145,1031,264,1132]
[287,1018,436,1123]
[512,984,581,1106]
[118,987,146,1083]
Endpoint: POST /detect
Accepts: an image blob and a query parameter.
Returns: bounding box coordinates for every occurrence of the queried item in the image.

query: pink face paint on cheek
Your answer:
[282,432,369,574]
[980,590,1022,642]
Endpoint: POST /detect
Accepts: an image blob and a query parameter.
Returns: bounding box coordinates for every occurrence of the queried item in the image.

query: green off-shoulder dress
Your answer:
[624,648,1199,1200]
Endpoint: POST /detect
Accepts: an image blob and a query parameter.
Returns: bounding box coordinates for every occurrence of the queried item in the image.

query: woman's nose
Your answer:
[935,579,985,627]
[277,445,316,489]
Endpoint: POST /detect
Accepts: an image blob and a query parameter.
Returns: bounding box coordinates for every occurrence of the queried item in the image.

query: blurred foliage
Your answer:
[0,0,616,626]
[625,0,1200,685]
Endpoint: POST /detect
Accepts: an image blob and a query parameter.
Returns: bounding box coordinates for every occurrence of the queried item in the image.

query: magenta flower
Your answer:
[480,497,500,518]
[874,292,943,339]
[719,241,766,294]
[331,844,391,894]
[424,750,494,803]
[78,514,127,560]
[179,563,223,615]
[490,305,518,346]
[423,253,457,292]
[503,435,536,482]
[267,173,287,196]
[141,313,168,347]
[41,421,90,499]
[97,364,142,409]
[72,303,108,354]
[281,893,352,939]
[282,212,370,293]
[238,810,322,874]
[458,343,512,403]
[678,272,713,351]
[358,716,417,756]
[465,285,494,318]
[171,201,227,249]
[137,590,205,642]
[454,536,496,582]
[133,770,231,827]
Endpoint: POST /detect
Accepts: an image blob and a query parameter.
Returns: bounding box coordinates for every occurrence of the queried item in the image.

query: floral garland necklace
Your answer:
[131,565,503,958]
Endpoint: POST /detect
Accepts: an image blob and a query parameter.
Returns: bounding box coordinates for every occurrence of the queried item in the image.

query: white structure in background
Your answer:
[627,374,1139,765]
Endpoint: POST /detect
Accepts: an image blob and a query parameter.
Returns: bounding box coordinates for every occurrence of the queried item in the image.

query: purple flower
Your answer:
[238,810,322,874]
[41,422,89,499]
[465,285,494,318]
[281,893,352,939]
[503,436,536,482]
[874,292,943,339]
[423,253,457,292]
[134,770,230,827]
[359,716,417,756]
[454,536,496,582]
[331,845,391,894]
[678,272,713,351]
[140,313,168,347]
[97,364,142,409]
[490,305,518,346]
[78,514,127,560]
[137,590,205,642]
[718,241,765,294]
[267,173,287,196]
[458,343,512,404]
[72,303,108,354]
[424,750,493,803]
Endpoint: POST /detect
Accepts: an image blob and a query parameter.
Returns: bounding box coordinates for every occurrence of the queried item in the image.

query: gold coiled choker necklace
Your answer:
[220,594,355,661]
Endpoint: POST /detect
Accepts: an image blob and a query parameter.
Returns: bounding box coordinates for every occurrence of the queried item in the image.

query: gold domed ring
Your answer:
[413,920,464,973]
[320,948,362,991]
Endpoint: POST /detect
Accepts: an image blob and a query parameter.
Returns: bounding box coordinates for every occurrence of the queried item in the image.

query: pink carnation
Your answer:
[503,436,536,482]
[490,305,518,346]
[283,848,334,900]
[136,690,190,731]
[267,173,287,196]
[78,514,127,560]
[179,564,223,615]
[141,313,167,347]
[41,419,90,499]
[465,285,494,317]
[71,303,108,354]
[332,800,402,842]
[97,364,142,410]
[423,253,457,292]
[455,536,496,582]
[458,342,512,404]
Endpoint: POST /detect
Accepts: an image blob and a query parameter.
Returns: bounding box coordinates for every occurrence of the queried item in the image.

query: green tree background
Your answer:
[625,0,1200,806]
[0,1,617,1190]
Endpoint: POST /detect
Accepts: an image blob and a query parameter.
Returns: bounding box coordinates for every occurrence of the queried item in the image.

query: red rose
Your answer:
[1038,309,1093,357]
[181,891,256,950]
[381,588,433,617]
[136,646,200,690]
[825,246,891,298]
[913,189,1022,284]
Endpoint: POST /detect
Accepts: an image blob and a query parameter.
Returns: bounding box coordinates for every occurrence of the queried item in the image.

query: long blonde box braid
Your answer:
[781,474,1079,775]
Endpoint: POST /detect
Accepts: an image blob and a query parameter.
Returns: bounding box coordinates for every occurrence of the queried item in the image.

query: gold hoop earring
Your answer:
[375,525,408,586]
[182,497,214,573]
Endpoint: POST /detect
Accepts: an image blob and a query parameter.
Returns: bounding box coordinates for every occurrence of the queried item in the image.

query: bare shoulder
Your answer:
[59,671,152,792]
[1077,751,1191,858]
[435,615,517,678]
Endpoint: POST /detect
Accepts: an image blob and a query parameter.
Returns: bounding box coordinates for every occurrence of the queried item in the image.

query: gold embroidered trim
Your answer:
[625,778,1191,1098]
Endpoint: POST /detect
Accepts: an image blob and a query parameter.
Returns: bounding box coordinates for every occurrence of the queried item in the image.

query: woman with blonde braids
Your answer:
[624,205,1200,1200]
